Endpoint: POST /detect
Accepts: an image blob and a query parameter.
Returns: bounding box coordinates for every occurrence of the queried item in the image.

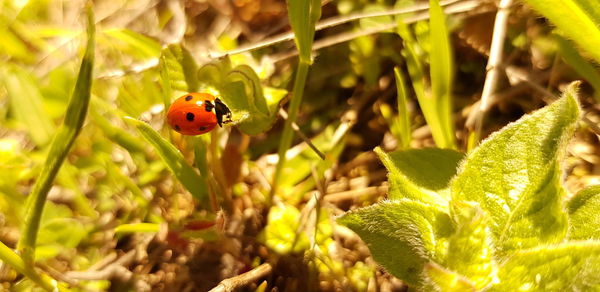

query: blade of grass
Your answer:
[427,0,456,149]
[394,67,412,149]
[18,5,95,265]
[124,117,210,209]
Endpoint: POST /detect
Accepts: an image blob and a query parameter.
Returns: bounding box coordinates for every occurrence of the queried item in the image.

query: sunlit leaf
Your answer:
[489,242,600,291]
[445,202,496,288]
[424,262,477,292]
[568,184,600,240]
[338,199,453,286]
[451,83,580,253]
[375,147,463,205]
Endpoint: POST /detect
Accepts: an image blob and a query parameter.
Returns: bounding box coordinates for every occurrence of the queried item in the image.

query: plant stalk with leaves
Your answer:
[272,0,321,196]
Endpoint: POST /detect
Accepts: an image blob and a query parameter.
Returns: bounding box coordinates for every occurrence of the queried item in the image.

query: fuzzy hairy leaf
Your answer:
[488,242,600,291]
[451,84,580,253]
[337,200,453,286]
[424,262,477,292]
[445,202,495,289]
[568,185,600,240]
[375,147,463,205]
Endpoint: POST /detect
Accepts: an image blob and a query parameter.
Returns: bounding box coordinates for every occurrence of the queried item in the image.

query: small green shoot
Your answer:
[18,6,95,265]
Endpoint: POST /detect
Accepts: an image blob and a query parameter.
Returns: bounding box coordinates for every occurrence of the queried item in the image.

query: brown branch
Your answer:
[473,0,514,143]
[208,263,273,292]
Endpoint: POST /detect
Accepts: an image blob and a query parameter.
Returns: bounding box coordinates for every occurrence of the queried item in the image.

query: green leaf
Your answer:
[426,0,456,149]
[337,199,453,286]
[568,185,600,240]
[160,44,199,93]
[375,147,463,205]
[555,35,600,103]
[197,59,286,135]
[124,117,209,208]
[451,83,581,253]
[2,65,55,146]
[445,202,496,288]
[521,0,600,64]
[18,7,95,264]
[424,262,477,292]
[287,0,321,63]
[489,242,600,291]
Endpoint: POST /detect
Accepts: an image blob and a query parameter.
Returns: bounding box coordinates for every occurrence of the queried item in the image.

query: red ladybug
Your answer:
[166,93,232,135]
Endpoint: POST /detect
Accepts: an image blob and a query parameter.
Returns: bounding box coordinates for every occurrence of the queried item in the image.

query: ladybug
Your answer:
[166,92,232,135]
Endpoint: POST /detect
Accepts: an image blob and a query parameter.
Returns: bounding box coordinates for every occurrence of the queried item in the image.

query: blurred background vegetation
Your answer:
[1,0,600,291]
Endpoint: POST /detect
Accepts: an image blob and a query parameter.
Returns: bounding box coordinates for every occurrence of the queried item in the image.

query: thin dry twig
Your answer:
[279,108,326,160]
[269,0,484,63]
[473,0,514,142]
[208,263,273,292]
[209,0,466,59]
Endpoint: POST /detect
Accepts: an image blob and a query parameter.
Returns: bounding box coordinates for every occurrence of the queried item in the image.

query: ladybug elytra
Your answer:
[166,92,232,135]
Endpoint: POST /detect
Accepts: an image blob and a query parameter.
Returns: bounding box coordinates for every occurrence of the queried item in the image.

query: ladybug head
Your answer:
[214,98,232,127]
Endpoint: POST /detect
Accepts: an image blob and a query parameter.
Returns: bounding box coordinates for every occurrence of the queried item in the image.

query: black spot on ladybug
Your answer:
[185,95,193,101]
[174,125,181,131]
[198,126,207,131]
[204,100,214,112]
[186,112,195,121]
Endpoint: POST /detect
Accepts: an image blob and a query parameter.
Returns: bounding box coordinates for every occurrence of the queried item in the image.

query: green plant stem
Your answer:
[0,241,56,291]
[271,60,310,197]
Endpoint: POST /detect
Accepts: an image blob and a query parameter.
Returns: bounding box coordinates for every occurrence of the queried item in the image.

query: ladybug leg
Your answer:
[214,98,233,127]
